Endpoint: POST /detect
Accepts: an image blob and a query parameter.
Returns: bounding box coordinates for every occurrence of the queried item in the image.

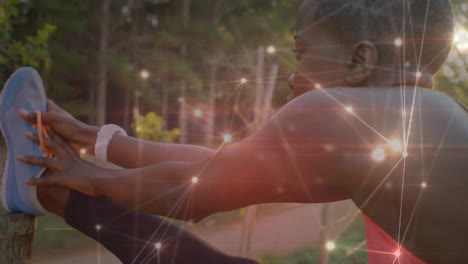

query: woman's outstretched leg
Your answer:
[38,183,258,264]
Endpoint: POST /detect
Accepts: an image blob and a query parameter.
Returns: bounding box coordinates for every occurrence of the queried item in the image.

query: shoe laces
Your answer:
[33,111,53,158]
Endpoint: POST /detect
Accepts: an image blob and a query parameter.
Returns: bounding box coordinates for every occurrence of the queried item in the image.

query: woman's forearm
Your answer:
[94,161,210,221]
[107,134,215,168]
[82,126,216,168]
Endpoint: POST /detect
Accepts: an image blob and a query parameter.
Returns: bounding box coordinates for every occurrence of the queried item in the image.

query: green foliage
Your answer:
[434,0,468,105]
[133,112,180,142]
[0,0,18,35]
[35,215,93,252]
[0,0,55,70]
[5,0,467,258]
[6,23,56,69]
[2,0,304,124]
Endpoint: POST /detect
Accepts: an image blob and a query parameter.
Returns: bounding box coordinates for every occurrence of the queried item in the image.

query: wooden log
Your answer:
[0,214,35,264]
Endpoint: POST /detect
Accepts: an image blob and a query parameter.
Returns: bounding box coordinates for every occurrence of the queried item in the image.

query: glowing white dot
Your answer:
[394,249,401,257]
[191,176,199,184]
[345,106,353,113]
[80,148,87,155]
[326,241,336,251]
[323,144,336,152]
[394,38,403,47]
[223,134,233,143]
[454,28,468,51]
[415,71,422,79]
[276,186,285,194]
[136,126,142,132]
[95,224,102,231]
[178,97,185,103]
[372,147,386,162]
[389,139,402,152]
[421,182,427,189]
[314,83,322,89]
[140,70,150,80]
[385,181,393,189]
[267,45,276,54]
[403,151,409,158]
[240,78,247,84]
[155,242,162,250]
[193,109,203,117]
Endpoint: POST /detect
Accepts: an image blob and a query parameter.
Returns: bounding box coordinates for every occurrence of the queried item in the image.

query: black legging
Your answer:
[65,191,258,264]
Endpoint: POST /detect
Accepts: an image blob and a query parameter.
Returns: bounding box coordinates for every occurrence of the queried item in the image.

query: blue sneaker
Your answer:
[0,67,48,215]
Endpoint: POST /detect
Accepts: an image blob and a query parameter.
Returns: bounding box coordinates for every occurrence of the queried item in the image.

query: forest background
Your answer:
[2,0,468,263]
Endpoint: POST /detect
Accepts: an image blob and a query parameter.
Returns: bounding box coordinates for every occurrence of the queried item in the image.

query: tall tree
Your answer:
[205,0,222,147]
[0,0,55,79]
[96,0,111,126]
[178,0,190,143]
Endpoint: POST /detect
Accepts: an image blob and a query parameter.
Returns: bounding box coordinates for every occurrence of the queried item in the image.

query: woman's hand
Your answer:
[18,128,107,197]
[19,99,99,153]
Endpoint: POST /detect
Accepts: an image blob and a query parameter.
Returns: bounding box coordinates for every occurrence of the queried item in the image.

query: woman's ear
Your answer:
[346,40,378,86]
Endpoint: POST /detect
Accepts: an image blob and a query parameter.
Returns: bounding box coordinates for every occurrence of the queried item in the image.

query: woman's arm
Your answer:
[107,134,215,168]
[24,93,353,221]
[20,100,216,168]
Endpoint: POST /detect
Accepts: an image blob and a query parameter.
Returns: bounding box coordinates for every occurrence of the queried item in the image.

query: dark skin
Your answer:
[18,0,464,262]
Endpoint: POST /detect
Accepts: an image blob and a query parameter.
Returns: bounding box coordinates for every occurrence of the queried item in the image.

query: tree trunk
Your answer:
[262,63,279,119]
[178,83,187,143]
[205,63,217,147]
[130,0,142,129]
[240,46,267,257]
[133,90,141,121]
[179,0,190,144]
[161,79,169,130]
[253,46,265,121]
[319,204,330,264]
[88,73,96,125]
[240,205,257,257]
[205,0,222,148]
[96,0,111,126]
[122,89,130,131]
[0,214,35,264]
[182,0,190,27]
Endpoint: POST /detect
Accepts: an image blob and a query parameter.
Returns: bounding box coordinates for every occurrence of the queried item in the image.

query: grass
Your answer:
[261,215,368,264]
[4,204,370,262]
[0,208,92,252]
[34,215,94,252]
[32,204,287,253]
[33,208,246,253]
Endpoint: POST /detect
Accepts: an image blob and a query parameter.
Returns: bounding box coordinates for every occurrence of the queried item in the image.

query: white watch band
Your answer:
[95,124,127,161]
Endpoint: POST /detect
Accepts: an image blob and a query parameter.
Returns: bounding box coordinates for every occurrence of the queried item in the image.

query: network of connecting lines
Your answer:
[78,2,466,263]
[4,1,465,264]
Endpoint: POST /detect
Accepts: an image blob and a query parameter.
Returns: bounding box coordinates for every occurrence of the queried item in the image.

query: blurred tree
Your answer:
[95,0,111,126]
[13,0,95,119]
[435,0,468,105]
[0,0,55,79]
[8,0,301,142]
[6,0,468,261]
[132,112,180,142]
